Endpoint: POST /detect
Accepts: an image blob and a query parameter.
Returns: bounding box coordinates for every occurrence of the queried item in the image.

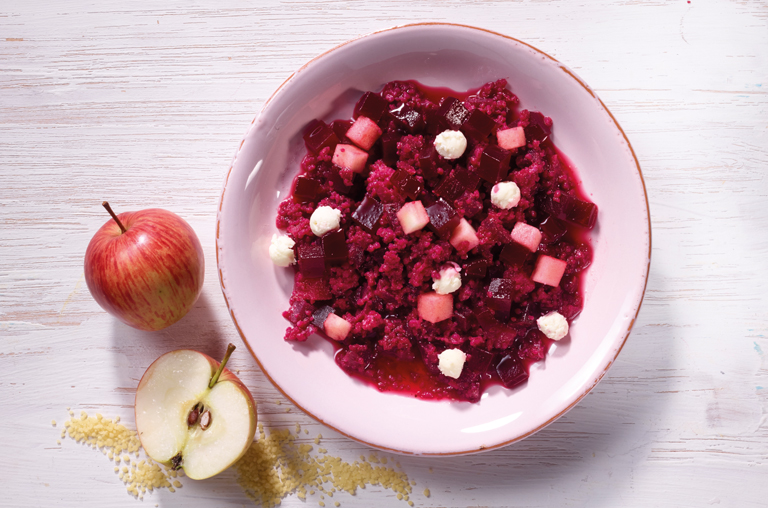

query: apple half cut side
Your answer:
[134,344,257,480]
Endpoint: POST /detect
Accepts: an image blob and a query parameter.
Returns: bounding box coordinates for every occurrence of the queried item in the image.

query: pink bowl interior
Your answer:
[217,24,650,455]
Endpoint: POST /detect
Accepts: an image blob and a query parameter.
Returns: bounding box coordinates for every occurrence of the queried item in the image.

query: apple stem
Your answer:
[209,343,236,388]
[102,201,127,234]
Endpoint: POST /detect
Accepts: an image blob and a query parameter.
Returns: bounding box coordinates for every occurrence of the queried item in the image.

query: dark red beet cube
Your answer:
[478,145,512,183]
[463,258,489,278]
[418,144,440,180]
[426,198,460,237]
[465,346,495,373]
[486,278,514,316]
[539,216,568,243]
[518,329,548,362]
[453,307,476,333]
[295,277,332,302]
[496,354,529,388]
[390,105,425,134]
[303,120,339,154]
[322,229,348,264]
[524,111,552,142]
[425,108,449,135]
[293,176,321,203]
[543,194,598,229]
[352,195,384,233]
[499,242,530,267]
[434,171,465,203]
[353,92,388,122]
[381,130,400,166]
[461,109,495,141]
[438,97,470,130]
[454,166,481,191]
[331,119,353,141]
[297,242,325,278]
[312,305,334,328]
[390,169,423,200]
[474,308,499,331]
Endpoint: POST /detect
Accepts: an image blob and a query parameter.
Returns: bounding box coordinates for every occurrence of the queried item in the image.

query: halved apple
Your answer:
[134,344,257,480]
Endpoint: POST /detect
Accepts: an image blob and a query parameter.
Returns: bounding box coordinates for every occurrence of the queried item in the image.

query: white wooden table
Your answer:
[2,1,767,506]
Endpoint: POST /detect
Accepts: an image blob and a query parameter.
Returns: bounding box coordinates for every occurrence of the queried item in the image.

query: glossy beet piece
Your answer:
[390,105,425,134]
[303,120,339,154]
[478,144,512,183]
[496,354,529,389]
[353,91,388,122]
[499,242,530,267]
[391,169,423,200]
[426,198,460,237]
[486,278,514,317]
[331,119,353,142]
[438,97,470,130]
[297,242,325,278]
[518,328,548,362]
[543,193,598,229]
[461,109,495,141]
[312,305,334,328]
[466,346,495,373]
[293,176,321,203]
[294,277,332,302]
[434,171,464,203]
[424,108,448,135]
[380,130,400,166]
[322,229,348,264]
[474,308,499,331]
[454,166,481,191]
[524,111,552,142]
[352,195,384,233]
[418,144,440,180]
[463,258,489,279]
[539,216,568,243]
[453,307,476,333]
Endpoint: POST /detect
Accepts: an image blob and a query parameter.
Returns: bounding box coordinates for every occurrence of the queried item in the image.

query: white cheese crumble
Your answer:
[537,311,569,341]
[309,206,342,237]
[438,348,467,379]
[491,181,521,210]
[432,264,462,295]
[269,233,295,267]
[434,130,467,160]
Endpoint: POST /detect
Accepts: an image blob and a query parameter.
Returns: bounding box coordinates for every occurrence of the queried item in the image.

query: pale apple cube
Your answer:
[511,222,542,252]
[531,254,567,287]
[417,292,453,323]
[332,144,368,173]
[324,313,351,341]
[345,116,382,150]
[396,201,429,234]
[497,126,526,150]
[449,218,479,254]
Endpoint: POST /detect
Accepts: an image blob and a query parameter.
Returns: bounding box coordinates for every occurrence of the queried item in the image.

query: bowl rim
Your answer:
[216,22,652,455]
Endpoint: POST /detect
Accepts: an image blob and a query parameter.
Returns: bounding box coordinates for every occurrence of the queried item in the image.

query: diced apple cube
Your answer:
[345,116,382,150]
[449,218,480,254]
[417,292,453,323]
[511,222,542,252]
[332,144,368,173]
[497,126,526,150]
[324,313,351,341]
[397,201,429,234]
[531,255,567,287]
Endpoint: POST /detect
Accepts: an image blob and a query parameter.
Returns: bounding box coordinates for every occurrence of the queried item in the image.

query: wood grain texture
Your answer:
[1,0,767,506]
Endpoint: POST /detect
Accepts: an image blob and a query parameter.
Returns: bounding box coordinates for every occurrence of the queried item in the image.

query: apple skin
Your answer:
[84,208,204,331]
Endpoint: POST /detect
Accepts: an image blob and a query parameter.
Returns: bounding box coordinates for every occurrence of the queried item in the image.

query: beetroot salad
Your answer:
[270,79,597,403]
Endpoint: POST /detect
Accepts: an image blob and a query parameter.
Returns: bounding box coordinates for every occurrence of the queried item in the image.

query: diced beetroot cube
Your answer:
[294,277,332,302]
[332,143,368,173]
[322,229,348,264]
[352,194,384,233]
[390,105,425,134]
[346,116,382,151]
[539,216,568,244]
[303,120,339,154]
[353,92,388,123]
[417,292,453,323]
[531,254,567,287]
[312,305,334,328]
[463,258,489,279]
[434,171,465,203]
[510,222,542,252]
[418,144,440,180]
[396,201,429,234]
[478,145,512,183]
[426,198,460,237]
[293,176,321,203]
[461,109,495,141]
[524,111,552,142]
[391,169,423,200]
[425,108,449,135]
[454,166,481,191]
[331,119,353,142]
[297,242,325,278]
[381,130,400,166]
[465,346,495,373]
[453,307,476,333]
[496,126,526,150]
[474,308,499,331]
[496,354,529,388]
[324,313,352,341]
[486,278,514,317]
[518,329,548,362]
[449,218,480,254]
[543,194,598,229]
[499,242,530,267]
[438,97,470,129]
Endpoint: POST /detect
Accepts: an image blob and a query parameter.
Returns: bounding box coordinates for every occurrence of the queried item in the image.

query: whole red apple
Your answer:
[84,202,205,331]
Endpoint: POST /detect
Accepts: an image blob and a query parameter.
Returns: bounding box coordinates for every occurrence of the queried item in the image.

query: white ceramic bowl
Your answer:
[217,23,651,455]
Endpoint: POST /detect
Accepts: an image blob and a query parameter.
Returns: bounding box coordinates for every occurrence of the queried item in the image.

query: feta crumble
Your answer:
[491,181,521,209]
[434,130,467,160]
[536,311,569,341]
[310,206,342,237]
[438,348,466,379]
[432,264,462,295]
[269,233,296,267]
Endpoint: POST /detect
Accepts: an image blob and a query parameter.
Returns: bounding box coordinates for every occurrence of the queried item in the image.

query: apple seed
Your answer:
[171,452,183,470]
[187,403,201,427]
[199,409,212,431]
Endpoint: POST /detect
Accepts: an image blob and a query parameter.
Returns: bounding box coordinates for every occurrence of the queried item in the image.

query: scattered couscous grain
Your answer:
[423,488,430,497]
[408,501,414,507]
[52,420,57,426]
[304,429,309,435]
[334,502,340,507]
